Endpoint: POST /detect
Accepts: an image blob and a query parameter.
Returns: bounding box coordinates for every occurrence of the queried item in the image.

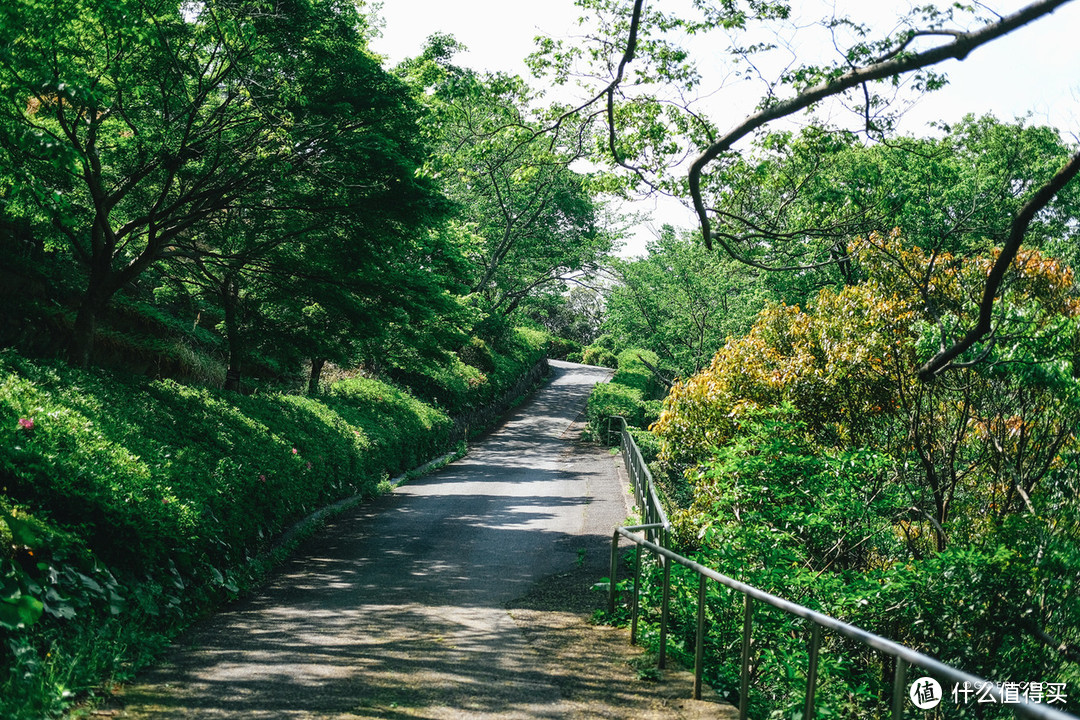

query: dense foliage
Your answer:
[4,0,1080,716]
[583,348,664,443]
[636,234,1080,716]
[0,1,588,396]
[603,226,770,378]
[396,34,615,317]
[532,0,1080,381]
[701,117,1080,274]
[0,2,588,715]
[0,0,464,377]
[0,326,547,717]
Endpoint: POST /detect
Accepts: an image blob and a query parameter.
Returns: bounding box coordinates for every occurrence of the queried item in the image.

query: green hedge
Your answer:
[581,345,617,368]
[583,348,662,441]
[585,382,645,435]
[388,327,548,415]
[610,350,652,390]
[546,336,579,360]
[0,331,546,717]
[0,352,453,579]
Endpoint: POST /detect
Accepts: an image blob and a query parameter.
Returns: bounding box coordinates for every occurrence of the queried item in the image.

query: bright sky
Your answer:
[369,0,1080,251]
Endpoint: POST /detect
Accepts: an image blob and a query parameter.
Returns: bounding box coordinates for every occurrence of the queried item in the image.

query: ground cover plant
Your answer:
[584,348,665,443]
[0,325,548,718]
[609,235,1080,717]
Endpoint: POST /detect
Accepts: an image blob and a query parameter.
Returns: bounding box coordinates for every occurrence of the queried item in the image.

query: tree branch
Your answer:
[685,0,1075,257]
[917,149,1080,379]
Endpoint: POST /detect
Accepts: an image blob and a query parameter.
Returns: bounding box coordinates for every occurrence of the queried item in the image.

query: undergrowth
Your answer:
[0,327,547,717]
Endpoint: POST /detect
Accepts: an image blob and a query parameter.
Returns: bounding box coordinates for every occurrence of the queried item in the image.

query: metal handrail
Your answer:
[607,415,669,546]
[605,420,1078,720]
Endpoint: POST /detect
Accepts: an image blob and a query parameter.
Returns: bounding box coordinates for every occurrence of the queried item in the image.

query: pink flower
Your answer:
[292,447,298,454]
[17,417,34,431]
[259,474,267,483]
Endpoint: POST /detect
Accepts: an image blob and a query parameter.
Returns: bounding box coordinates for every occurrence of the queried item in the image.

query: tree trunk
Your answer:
[222,279,243,392]
[68,265,114,367]
[69,299,99,368]
[308,357,326,395]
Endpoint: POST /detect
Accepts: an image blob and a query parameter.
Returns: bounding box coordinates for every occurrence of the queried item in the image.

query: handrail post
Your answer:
[610,527,1080,720]
[659,556,671,669]
[608,530,619,617]
[892,657,908,720]
[739,595,753,720]
[631,546,642,645]
[803,623,821,720]
[694,573,707,700]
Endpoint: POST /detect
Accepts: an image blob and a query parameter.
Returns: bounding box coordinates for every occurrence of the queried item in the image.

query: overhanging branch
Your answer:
[684,0,1075,256]
[916,149,1080,379]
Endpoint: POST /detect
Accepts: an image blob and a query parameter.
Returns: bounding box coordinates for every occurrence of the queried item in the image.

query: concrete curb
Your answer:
[266,358,551,558]
[268,448,463,555]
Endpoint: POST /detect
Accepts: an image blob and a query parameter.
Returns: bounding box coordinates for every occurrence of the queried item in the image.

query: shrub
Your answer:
[0,337,555,716]
[581,345,617,368]
[546,336,580,360]
[457,336,495,373]
[585,383,644,439]
[386,326,548,414]
[611,349,660,396]
[624,238,1080,718]
[386,355,482,415]
[582,348,664,442]
[626,427,661,463]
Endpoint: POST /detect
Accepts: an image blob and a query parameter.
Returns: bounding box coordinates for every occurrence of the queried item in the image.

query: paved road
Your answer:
[118,360,631,719]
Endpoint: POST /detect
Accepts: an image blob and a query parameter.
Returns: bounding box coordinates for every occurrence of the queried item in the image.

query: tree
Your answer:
[650,235,1080,692]
[519,281,606,347]
[0,0,282,363]
[603,225,768,377]
[654,232,1080,551]
[398,36,615,317]
[0,0,448,369]
[255,221,472,395]
[530,0,1080,375]
[698,115,1080,285]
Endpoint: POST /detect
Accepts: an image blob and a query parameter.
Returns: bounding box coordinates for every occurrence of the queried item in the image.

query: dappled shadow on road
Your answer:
[120,512,623,718]
[122,601,637,719]
[250,486,608,606]
[120,510,728,719]
[116,361,723,719]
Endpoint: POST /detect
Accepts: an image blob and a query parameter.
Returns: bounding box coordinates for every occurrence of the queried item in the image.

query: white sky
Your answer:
[369,0,1080,253]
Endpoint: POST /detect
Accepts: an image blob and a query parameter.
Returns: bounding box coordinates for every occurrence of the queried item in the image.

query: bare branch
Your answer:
[917,149,1080,379]
[685,0,1076,257]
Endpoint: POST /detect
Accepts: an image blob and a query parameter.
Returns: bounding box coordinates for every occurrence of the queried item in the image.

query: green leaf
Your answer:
[2,514,42,546]
[43,587,77,620]
[0,594,45,630]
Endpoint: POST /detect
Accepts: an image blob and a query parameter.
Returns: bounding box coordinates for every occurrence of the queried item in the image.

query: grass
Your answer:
[0,326,549,717]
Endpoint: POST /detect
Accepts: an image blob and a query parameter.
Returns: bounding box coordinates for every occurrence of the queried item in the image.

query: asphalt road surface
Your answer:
[117,360,636,719]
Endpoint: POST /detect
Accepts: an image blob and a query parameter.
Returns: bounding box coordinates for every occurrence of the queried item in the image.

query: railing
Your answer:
[604,417,1077,720]
[607,416,668,546]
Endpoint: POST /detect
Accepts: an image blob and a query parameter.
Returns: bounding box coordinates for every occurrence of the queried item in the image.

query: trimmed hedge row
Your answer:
[0,326,548,718]
[1,353,450,578]
[584,349,663,441]
[388,327,549,415]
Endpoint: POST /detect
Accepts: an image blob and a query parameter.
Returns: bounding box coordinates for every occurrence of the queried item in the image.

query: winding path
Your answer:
[117,360,650,718]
